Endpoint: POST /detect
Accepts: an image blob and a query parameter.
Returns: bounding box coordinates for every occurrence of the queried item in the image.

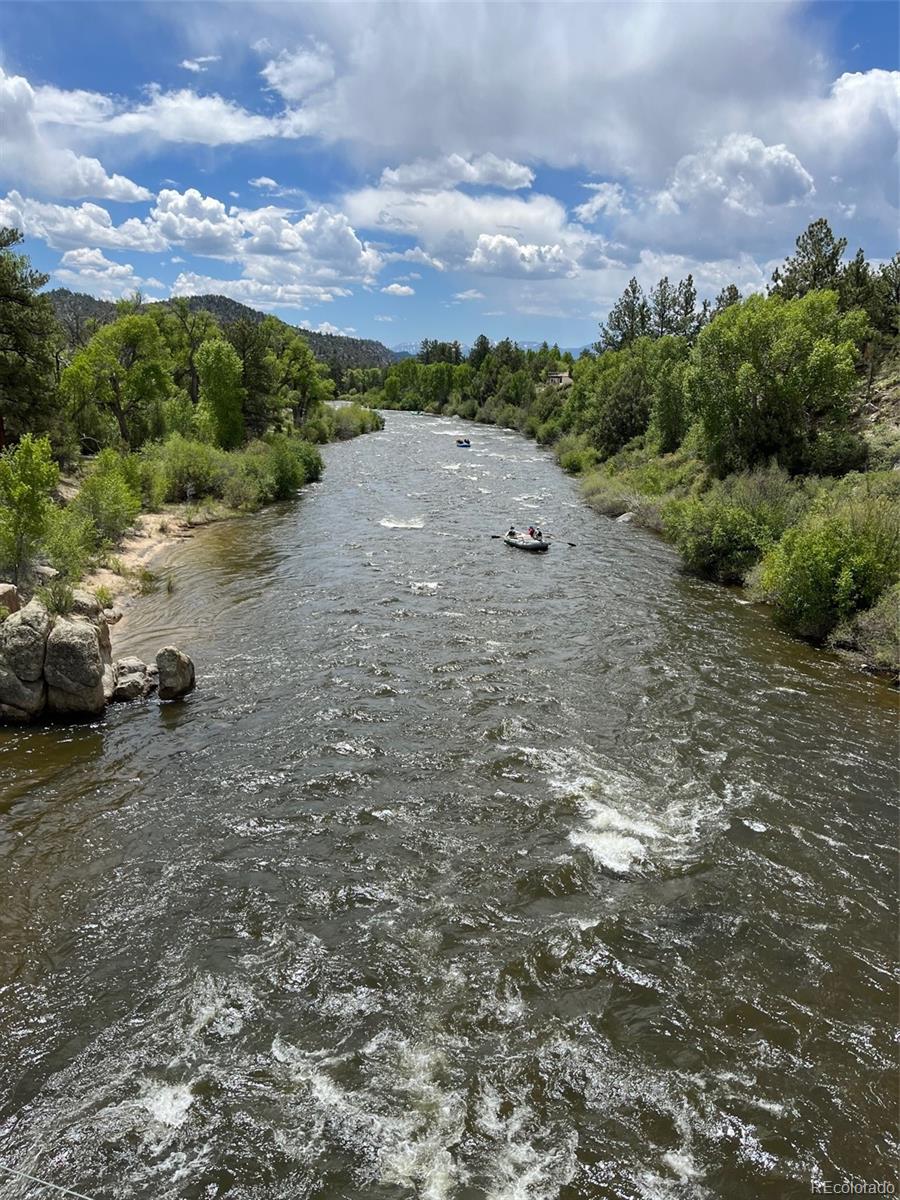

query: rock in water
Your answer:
[45,618,106,715]
[113,656,157,702]
[156,646,195,701]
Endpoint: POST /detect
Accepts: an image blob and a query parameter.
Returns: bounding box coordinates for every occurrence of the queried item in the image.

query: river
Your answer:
[0,412,897,1200]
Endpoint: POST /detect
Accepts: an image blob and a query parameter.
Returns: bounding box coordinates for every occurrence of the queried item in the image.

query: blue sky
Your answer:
[1,1,897,349]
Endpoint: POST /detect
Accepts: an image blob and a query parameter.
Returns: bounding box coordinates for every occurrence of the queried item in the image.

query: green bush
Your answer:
[72,451,141,545]
[829,584,899,671]
[94,584,114,610]
[38,577,75,616]
[41,504,97,579]
[0,434,60,583]
[157,434,228,501]
[664,498,774,583]
[555,434,597,474]
[758,496,900,640]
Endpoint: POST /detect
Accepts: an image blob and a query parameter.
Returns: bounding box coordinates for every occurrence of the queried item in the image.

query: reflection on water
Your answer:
[0,412,896,1200]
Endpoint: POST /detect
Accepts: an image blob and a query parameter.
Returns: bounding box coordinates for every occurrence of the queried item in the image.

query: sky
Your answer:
[1,1,897,350]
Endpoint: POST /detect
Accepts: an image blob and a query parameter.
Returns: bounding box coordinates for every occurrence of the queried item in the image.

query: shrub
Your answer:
[832,584,899,671]
[581,472,639,518]
[122,452,168,510]
[758,496,900,640]
[94,584,114,609]
[157,434,228,501]
[0,434,60,584]
[41,504,97,580]
[664,498,774,583]
[555,433,597,475]
[73,451,141,544]
[38,577,75,616]
[222,469,264,512]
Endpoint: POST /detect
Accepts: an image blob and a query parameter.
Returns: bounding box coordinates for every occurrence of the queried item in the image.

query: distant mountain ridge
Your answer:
[43,289,403,370]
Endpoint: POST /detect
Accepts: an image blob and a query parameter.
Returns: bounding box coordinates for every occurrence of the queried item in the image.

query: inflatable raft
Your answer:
[504,534,549,553]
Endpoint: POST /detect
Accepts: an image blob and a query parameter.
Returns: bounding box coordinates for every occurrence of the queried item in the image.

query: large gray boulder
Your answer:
[0,664,45,721]
[0,599,51,681]
[0,583,19,615]
[156,646,195,701]
[44,618,106,715]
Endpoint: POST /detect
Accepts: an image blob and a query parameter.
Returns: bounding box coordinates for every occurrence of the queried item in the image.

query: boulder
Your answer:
[156,646,195,701]
[616,512,635,524]
[103,607,123,625]
[0,663,45,720]
[0,599,51,681]
[69,590,102,621]
[0,583,19,615]
[44,618,106,715]
[112,656,157,702]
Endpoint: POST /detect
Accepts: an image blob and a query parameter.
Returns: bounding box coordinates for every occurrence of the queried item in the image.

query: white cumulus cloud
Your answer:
[381,283,415,296]
[0,68,149,201]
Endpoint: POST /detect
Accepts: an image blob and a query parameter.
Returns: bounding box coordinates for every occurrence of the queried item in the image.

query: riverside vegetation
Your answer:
[0,226,382,604]
[344,219,900,676]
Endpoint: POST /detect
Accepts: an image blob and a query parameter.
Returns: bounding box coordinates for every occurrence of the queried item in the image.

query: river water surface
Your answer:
[0,412,897,1200]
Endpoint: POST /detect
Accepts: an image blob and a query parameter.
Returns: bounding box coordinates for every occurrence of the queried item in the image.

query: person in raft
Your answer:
[507,525,517,538]
[528,526,536,538]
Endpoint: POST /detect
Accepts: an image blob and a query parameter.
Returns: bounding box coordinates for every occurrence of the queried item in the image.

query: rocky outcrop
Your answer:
[0,594,192,723]
[45,618,107,715]
[156,646,195,700]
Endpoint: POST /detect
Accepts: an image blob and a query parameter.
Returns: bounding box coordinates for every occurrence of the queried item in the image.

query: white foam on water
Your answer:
[138,1081,193,1128]
[272,1035,466,1199]
[187,972,253,1040]
[380,516,425,528]
[440,462,462,471]
[501,732,721,876]
[410,581,440,595]
[742,818,768,833]
[477,1083,577,1200]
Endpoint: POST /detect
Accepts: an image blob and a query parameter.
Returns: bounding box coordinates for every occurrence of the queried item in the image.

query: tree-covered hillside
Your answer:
[44,289,401,371]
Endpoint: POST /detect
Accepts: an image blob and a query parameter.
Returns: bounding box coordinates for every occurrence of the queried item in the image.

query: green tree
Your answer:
[0,228,58,449]
[197,338,245,449]
[0,433,59,582]
[650,276,678,338]
[61,315,170,448]
[155,298,219,406]
[712,284,742,318]
[274,330,334,426]
[771,218,847,299]
[685,290,868,476]
[468,334,492,371]
[648,336,691,452]
[598,277,651,350]
[225,318,277,437]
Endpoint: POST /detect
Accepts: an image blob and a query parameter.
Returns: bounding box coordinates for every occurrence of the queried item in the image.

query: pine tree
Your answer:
[598,277,651,350]
[0,228,58,449]
[770,218,847,298]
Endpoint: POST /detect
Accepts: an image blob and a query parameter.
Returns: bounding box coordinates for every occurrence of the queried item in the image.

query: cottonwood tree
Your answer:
[685,291,868,475]
[61,314,170,449]
[196,338,245,449]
